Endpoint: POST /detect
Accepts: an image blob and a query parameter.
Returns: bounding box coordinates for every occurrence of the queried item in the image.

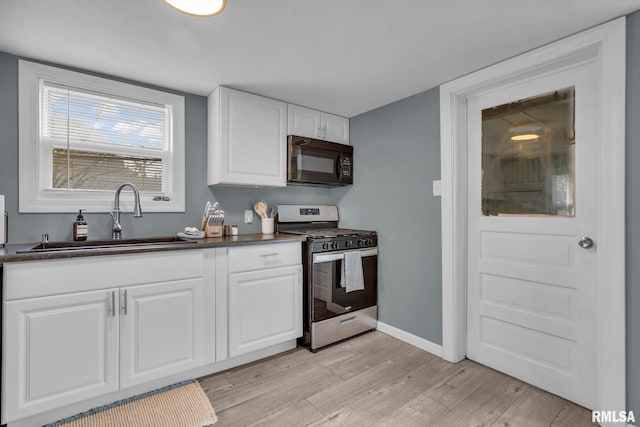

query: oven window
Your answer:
[312,254,377,322]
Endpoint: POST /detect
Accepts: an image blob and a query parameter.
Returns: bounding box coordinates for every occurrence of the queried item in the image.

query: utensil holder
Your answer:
[261,218,274,235]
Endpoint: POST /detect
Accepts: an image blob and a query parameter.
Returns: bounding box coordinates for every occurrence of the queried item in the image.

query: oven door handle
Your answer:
[313,248,378,264]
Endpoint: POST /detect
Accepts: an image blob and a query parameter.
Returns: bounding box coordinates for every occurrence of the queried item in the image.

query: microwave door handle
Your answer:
[337,155,344,180]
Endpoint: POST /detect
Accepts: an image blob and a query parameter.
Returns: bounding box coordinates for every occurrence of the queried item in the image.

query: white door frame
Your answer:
[439,18,626,414]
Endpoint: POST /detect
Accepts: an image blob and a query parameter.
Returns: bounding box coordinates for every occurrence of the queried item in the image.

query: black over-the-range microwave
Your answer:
[287,135,353,187]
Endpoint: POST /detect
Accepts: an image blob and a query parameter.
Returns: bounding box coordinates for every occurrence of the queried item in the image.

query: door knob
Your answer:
[578,237,594,249]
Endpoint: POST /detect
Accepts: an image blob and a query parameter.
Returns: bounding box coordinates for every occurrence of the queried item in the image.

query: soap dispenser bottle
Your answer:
[73,209,88,241]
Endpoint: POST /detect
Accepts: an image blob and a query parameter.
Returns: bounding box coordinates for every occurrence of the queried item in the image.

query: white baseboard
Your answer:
[377,321,444,359]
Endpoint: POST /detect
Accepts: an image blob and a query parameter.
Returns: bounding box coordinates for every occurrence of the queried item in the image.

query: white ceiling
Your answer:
[1,0,639,118]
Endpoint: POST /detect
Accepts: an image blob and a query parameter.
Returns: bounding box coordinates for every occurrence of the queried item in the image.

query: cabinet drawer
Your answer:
[4,250,206,300]
[228,242,301,273]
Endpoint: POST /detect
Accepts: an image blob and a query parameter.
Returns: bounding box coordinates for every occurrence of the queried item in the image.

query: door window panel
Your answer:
[481,87,575,216]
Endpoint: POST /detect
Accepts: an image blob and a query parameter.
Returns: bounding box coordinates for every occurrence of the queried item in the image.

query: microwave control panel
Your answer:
[341,157,352,177]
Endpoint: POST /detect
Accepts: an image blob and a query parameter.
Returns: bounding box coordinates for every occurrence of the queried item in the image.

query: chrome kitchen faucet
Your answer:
[111,182,143,239]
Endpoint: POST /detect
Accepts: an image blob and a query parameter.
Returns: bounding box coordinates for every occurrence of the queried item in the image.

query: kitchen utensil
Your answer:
[270,204,278,218]
[201,201,212,230]
[253,200,268,219]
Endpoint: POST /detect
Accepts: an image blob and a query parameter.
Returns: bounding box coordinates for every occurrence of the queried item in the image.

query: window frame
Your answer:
[18,60,185,213]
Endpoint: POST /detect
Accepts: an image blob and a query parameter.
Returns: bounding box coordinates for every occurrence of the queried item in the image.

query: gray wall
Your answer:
[338,88,442,344]
[626,10,640,417]
[0,52,344,243]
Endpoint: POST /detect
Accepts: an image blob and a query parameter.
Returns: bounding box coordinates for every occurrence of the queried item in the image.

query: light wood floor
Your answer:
[199,331,596,426]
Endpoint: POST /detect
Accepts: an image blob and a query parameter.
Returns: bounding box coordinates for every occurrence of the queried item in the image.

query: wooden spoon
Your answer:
[253,201,268,219]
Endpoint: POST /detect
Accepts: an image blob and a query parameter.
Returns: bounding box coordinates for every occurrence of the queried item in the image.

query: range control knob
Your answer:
[322,242,329,250]
[345,240,353,248]
[358,238,373,247]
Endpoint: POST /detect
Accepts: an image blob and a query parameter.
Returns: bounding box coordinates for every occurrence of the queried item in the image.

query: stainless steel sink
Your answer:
[17,236,196,254]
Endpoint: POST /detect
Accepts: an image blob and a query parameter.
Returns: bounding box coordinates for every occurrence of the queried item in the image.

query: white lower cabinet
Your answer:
[1,250,213,424]
[120,278,206,388]
[228,265,302,357]
[1,244,302,425]
[3,289,119,422]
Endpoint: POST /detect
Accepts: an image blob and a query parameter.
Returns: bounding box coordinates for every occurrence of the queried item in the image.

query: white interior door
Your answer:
[466,59,598,409]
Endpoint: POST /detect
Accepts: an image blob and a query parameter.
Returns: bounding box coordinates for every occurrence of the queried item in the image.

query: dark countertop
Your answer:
[0,233,305,266]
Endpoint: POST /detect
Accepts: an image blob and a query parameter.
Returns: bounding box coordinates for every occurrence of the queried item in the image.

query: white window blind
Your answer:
[41,83,167,193]
[19,60,185,213]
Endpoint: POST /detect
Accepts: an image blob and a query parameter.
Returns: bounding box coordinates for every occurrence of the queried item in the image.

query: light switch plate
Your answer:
[244,210,253,224]
[433,180,442,196]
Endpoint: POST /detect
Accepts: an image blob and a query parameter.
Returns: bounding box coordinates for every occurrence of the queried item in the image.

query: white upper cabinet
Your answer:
[322,112,350,145]
[287,104,321,140]
[208,86,287,187]
[287,104,349,145]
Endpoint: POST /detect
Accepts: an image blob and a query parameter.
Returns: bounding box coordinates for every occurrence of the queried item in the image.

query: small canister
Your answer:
[223,225,231,236]
[231,225,238,236]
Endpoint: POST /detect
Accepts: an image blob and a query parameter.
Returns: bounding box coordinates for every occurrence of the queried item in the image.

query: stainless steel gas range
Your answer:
[277,205,378,351]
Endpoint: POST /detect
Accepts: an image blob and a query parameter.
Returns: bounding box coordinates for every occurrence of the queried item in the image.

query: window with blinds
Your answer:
[19,60,185,213]
[41,83,167,192]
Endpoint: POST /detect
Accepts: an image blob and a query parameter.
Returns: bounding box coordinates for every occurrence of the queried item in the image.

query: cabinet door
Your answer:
[120,278,207,388]
[322,112,350,145]
[228,265,302,357]
[287,104,321,139]
[3,289,119,423]
[216,87,287,187]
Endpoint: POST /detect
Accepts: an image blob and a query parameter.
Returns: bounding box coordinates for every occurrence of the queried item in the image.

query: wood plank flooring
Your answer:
[199,331,595,426]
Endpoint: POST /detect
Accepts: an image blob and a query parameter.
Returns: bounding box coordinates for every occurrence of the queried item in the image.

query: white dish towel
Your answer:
[342,251,365,293]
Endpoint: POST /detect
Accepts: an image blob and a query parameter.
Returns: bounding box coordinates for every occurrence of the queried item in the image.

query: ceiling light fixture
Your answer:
[163,0,226,17]
[510,133,540,141]
[508,122,542,142]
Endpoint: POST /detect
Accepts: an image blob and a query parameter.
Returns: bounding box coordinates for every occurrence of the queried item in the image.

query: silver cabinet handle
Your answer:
[578,237,594,249]
[122,289,128,315]
[261,253,279,258]
[110,291,116,317]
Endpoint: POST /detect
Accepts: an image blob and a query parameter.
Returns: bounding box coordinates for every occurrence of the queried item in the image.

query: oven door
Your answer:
[288,136,353,186]
[311,248,377,322]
